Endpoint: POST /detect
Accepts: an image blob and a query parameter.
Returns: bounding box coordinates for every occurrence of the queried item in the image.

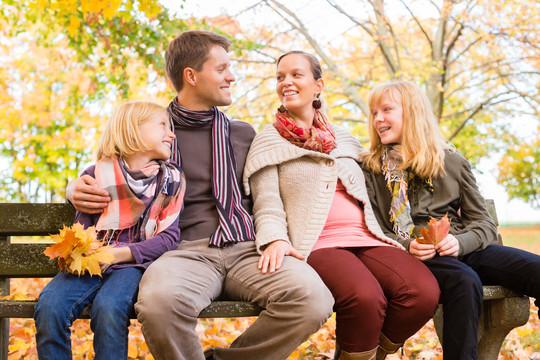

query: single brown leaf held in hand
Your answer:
[415,213,451,245]
[44,223,115,277]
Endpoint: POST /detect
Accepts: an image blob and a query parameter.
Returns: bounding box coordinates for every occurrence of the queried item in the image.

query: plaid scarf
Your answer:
[95,157,185,242]
[167,97,255,247]
[273,109,336,154]
[381,147,416,240]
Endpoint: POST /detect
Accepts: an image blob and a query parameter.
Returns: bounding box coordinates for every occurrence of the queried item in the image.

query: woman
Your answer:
[362,80,540,360]
[243,51,440,360]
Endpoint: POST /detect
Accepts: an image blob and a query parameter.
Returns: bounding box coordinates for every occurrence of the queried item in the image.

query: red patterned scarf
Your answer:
[273,109,336,154]
[95,157,185,242]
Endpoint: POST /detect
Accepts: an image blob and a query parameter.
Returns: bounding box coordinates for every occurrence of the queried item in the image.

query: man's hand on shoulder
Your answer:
[66,175,110,214]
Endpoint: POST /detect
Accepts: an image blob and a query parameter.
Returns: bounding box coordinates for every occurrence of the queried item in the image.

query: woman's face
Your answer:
[276,54,323,117]
[371,92,404,145]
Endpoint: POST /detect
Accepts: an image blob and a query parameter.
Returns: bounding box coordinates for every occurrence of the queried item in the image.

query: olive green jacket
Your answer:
[362,150,498,257]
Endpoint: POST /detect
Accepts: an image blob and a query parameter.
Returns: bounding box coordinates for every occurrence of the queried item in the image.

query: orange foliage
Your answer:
[416,214,451,245]
[44,223,115,277]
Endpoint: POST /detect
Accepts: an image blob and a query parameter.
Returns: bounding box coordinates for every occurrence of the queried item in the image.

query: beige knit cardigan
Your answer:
[243,124,405,258]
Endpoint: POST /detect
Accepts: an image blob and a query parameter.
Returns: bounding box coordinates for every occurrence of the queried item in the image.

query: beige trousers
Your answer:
[135,239,334,360]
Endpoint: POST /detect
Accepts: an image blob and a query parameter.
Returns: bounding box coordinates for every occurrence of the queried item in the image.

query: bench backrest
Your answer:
[0,204,74,278]
[0,200,499,278]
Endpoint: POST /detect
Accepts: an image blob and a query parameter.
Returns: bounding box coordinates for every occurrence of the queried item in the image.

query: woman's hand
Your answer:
[66,175,110,214]
[258,240,305,274]
[409,239,437,261]
[436,234,460,258]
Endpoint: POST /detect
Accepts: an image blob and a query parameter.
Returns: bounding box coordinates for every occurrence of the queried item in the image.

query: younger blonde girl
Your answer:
[34,101,185,360]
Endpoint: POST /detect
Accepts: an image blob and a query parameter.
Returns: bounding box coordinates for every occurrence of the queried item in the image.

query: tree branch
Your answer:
[447,92,520,140]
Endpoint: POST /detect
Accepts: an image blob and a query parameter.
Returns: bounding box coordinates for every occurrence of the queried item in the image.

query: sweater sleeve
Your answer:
[453,157,498,256]
[127,216,181,264]
[249,164,291,253]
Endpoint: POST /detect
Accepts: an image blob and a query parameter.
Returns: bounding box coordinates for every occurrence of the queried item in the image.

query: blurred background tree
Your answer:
[0,0,538,208]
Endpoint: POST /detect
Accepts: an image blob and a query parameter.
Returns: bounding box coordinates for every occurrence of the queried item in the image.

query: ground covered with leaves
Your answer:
[4,226,540,359]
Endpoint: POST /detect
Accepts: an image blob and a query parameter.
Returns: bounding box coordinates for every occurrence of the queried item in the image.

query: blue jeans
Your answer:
[34,267,143,360]
[425,244,540,360]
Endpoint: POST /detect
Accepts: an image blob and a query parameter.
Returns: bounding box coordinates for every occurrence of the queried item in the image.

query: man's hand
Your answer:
[258,240,305,274]
[409,239,437,261]
[66,175,110,214]
[435,234,460,258]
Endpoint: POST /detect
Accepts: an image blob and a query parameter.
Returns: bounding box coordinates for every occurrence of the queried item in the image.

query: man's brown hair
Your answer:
[165,30,231,92]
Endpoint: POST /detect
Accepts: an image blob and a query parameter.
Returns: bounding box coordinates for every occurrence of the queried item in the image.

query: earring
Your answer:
[278,105,287,113]
[312,98,322,110]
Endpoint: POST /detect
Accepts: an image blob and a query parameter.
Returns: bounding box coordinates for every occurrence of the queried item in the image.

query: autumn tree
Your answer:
[0,0,189,202]
[225,0,539,166]
[497,133,540,208]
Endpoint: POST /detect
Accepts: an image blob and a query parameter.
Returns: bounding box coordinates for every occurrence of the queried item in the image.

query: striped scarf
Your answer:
[95,157,185,242]
[167,97,255,247]
[381,147,416,240]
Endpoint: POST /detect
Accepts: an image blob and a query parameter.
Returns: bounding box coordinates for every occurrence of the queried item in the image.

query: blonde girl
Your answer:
[362,80,540,360]
[34,101,185,360]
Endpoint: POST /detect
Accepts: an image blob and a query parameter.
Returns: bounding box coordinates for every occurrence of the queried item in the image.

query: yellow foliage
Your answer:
[67,15,80,37]
[44,223,115,277]
[0,293,35,301]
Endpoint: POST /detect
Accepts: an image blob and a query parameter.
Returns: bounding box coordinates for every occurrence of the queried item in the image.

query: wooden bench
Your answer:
[0,202,531,360]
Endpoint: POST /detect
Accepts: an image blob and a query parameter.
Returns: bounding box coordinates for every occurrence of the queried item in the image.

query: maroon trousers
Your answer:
[307,246,440,352]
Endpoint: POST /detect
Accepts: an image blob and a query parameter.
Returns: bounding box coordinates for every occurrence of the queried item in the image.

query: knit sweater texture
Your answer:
[243,124,404,257]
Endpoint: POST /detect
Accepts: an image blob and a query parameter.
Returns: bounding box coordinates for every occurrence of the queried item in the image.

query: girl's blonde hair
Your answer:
[363,81,451,179]
[97,101,168,160]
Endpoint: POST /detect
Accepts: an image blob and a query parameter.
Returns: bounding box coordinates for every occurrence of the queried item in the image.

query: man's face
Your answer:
[192,45,236,109]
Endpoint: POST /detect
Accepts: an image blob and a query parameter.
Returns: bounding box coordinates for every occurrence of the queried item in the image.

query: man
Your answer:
[66,30,333,360]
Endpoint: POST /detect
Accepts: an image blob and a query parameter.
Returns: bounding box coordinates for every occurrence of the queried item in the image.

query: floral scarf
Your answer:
[273,109,336,154]
[95,156,185,242]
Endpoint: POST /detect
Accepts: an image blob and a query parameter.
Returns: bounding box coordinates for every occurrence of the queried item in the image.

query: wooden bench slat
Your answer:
[0,203,74,236]
[0,287,522,320]
[0,243,57,277]
[0,300,263,319]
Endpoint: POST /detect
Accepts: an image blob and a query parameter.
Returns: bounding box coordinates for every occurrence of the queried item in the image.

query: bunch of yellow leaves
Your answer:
[43,223,115,277]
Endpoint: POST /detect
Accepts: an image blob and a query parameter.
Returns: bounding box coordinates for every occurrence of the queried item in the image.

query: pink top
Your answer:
[312,180,391,252]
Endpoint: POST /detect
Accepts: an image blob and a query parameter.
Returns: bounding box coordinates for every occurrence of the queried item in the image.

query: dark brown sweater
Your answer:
[175,120,256,241]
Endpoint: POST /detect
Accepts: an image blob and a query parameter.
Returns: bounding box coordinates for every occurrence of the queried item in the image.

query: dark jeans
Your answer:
[308,246,440,352]
[34,267,144,360]
[425,244,540,360]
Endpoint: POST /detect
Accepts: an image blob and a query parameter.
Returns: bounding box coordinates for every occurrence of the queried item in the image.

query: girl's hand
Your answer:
[99,247,135,272]
[436,234,460,258]
[100,262,111,272]
[258,240,305,274]
[409,239,436,261]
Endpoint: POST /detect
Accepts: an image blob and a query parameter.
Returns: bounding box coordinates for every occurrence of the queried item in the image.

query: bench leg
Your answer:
[434,297,530,360]
[0,318,7,360]
[477,296,530,360]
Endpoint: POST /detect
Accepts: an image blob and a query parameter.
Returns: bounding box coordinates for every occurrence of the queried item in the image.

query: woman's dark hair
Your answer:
[277,51,323,81]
